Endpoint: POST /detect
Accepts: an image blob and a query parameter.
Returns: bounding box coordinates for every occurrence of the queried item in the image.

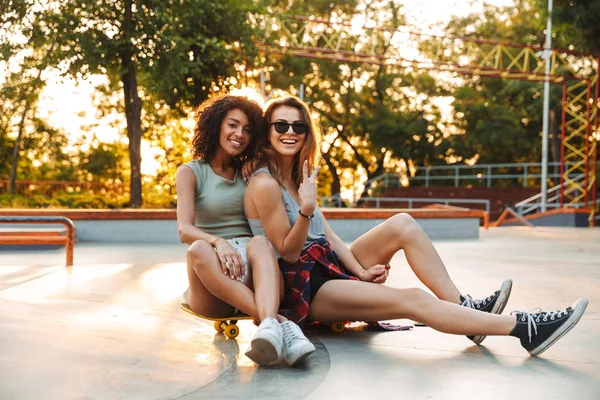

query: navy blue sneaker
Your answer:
[510,298,588,356]
[461,279,513,344]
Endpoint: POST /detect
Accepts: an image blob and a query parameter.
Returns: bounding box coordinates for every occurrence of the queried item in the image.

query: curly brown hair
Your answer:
[192,95,264,166]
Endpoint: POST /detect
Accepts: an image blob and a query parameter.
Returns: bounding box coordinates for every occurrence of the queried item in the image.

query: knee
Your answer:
[246,235,274,258]
[401,288,432,310]
[187,240,214,267]
[388,213,420,241]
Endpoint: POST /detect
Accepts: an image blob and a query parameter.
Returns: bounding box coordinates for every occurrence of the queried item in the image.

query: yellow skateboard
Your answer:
[181,303,349,337]
[180,303,254,339]
[329,321,347,333]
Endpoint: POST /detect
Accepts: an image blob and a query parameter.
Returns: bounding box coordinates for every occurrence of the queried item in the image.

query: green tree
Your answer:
[0,1,63,192]
[0,55,65,192]
[262,1,449,200]
[23,0,259,207]
[0,69,72,188]
[438,1,567,182]
[547,0,600,55]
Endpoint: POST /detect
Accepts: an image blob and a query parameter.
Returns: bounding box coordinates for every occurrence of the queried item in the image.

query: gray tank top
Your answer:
[181,159,252,239]
[246,168,326,257]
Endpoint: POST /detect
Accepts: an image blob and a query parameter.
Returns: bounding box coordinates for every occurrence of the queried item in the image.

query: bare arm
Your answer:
[176,166,221,246]
[323,217,388,284]
[245,174,312,263]
[176,165,245,280]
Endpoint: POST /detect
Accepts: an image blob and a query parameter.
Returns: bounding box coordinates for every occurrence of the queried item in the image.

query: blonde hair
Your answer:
[258,96,321,188]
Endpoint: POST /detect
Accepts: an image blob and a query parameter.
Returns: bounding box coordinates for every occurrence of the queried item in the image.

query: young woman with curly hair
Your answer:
[176,95,315,366]
[244,96,588,357]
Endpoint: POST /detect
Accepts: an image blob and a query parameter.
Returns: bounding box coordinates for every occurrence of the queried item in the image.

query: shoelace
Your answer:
[510,308,570,342]
[282,322,301,347]
[461,291,496,309]
[258,317,279,332]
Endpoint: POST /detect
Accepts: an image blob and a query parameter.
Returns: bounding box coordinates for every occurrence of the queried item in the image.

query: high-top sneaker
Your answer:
[461,279,513,344]
[245,317,283,365]
[282,320,316,366]
[510,298,588,356]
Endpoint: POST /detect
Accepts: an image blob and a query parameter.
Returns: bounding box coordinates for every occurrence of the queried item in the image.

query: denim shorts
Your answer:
[221,237,251,286]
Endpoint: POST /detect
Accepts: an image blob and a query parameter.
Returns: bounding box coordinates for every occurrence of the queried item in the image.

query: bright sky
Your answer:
[35,0,515,174]
[401,0,514,29]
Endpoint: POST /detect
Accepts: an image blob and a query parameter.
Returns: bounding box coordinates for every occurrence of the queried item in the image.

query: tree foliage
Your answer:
[260,1,452,200]
[1,0,598,206]
[13,0,260,207]
[438,0,568,177]
[550,0,600,55]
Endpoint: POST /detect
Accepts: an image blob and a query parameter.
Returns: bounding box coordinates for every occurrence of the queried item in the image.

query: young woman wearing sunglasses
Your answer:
[243,96,587,356]
[176,95,315,366]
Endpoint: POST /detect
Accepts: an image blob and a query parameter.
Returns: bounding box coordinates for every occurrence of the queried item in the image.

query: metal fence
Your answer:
[319,195,490,213]
[366,161,600,189]
[0,180,125,196]
[357,197,490,213]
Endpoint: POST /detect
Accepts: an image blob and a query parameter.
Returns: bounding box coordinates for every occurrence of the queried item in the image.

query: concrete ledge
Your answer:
[328,217,480,241]
[499,208,591,227]
[0,208,485,242]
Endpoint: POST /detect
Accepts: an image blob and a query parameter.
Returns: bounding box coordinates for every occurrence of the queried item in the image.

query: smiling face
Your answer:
[217,108,252,157]
[268,106,306,159]
[260,96,321,188]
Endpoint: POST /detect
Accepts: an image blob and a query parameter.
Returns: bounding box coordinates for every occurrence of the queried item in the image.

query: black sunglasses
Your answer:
[270,121,308,135]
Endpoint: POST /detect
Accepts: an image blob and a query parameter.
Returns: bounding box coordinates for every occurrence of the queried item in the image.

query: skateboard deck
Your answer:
[180,303,253,338]
[180,303,368,336]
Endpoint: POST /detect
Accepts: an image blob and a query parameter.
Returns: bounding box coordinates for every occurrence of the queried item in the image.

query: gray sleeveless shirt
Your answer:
[246,168,326,257]
[181,159,252,239]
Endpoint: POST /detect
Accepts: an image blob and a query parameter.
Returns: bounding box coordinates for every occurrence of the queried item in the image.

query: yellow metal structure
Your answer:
[256,15,599,223]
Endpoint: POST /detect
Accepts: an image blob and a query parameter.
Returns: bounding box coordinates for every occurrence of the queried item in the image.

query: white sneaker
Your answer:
[245,317,283,365]
[282,320,316,366]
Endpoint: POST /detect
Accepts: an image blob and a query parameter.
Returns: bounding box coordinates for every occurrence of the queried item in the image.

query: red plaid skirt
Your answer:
[277,237,359,327]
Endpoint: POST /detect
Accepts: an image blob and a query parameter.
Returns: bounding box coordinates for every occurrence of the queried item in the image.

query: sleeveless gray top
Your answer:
[181,159,252,239]
[246,168,326,257]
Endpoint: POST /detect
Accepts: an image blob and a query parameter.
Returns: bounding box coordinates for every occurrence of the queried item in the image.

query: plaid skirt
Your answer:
[278,237,359,327]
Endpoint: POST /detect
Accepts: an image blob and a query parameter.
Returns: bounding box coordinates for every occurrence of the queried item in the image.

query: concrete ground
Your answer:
[0,227,598,400]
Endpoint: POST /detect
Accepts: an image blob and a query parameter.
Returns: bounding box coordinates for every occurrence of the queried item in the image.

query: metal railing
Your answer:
[514,173,585,216]
[358,197,490,213]
[319,162,598,218]
[320,195,490,213]
[364,161,599,189]
[319,194,345,208]
[0,179,125,196]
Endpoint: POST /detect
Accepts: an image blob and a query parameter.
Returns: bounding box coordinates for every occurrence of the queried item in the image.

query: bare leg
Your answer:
[349,213,462,303]
[188,238,310,366]
[246,236,286,322]
[309,280,515,336]
[187,239,259,319]
[245,237,313,365]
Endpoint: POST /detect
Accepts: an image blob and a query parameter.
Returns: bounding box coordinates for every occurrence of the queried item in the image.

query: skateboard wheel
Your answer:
[331,322,345,333]
[224,324,239,339]
[214,321,225,333]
